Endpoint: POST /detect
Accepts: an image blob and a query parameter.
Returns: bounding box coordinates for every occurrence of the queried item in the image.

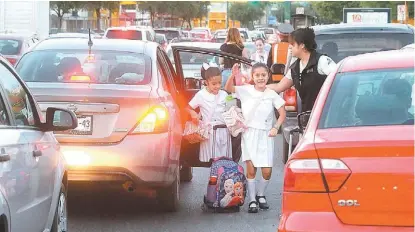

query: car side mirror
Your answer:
[270,63,285,75]
[43,107,78,132]
[297,111,311,132]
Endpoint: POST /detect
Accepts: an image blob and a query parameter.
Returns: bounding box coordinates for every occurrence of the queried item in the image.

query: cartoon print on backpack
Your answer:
[228,182,244,206]
[220,179,234,207]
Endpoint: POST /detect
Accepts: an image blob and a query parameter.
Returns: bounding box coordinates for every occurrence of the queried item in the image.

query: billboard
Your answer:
[343,8,391,24]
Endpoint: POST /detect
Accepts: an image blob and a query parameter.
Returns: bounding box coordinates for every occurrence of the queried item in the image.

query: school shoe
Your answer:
[256,196,270,210]
[248,201,258,213]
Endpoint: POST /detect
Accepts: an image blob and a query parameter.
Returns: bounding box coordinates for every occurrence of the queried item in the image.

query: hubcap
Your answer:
[57,193,67,232]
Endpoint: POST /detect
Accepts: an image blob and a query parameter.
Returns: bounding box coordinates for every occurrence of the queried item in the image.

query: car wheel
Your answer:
[180,166,193,182]
[157,170,180,212]
[282,137,290,164]
[51,184,67,232]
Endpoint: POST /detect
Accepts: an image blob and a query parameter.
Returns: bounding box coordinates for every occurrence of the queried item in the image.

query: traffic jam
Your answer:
[0,1,414,232]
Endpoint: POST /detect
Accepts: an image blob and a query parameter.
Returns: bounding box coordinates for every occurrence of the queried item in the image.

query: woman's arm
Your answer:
[267,77,294,93]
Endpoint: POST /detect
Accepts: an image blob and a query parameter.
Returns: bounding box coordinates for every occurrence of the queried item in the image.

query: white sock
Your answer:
[247,178,257,203]
[257,177,270,203]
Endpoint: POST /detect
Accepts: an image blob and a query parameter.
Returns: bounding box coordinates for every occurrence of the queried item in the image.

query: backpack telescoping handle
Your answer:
[212,124,230,161]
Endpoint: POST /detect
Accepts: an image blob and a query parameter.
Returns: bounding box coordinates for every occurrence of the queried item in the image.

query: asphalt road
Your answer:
[68,135,285,232]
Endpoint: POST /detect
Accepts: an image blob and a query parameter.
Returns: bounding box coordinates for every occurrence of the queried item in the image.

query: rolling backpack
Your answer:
[203,157,247,212]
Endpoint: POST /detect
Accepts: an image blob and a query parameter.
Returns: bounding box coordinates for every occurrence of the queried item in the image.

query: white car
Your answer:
[0,55,77,231]
[402,43,414,49]
[104,26,156,41]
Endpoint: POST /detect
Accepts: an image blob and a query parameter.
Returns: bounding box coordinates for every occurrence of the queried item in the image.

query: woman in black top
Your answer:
[219,28,249,88]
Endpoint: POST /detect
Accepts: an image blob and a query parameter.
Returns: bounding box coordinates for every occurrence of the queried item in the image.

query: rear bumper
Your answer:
[278,212,414,232]
[60,132,179,187]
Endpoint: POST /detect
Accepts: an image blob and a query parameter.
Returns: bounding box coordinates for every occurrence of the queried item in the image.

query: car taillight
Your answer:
[130,106,169,134]
[283,87,297,111]
[70,75,91,82]
[6,57,17,66]
[284,159,351,192]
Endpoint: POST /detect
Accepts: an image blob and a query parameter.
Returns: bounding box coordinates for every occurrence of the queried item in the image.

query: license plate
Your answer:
[56,115,93,135]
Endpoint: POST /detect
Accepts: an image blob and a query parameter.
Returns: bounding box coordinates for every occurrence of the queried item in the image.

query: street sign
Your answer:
[296,7,305,15]
[397,5,406,21]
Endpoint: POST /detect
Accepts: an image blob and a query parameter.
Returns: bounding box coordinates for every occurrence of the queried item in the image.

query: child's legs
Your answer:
[245,160,257,179]
[261,167,272,180]
[257,167,272,199]
[245,160,257,203]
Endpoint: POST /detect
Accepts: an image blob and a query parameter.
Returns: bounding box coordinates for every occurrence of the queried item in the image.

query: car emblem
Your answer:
[67,104,78,113]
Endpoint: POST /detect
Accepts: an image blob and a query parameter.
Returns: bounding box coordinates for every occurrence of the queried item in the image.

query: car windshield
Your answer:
[319,68,414,129]
[155,30,180,40]
[316,33,414,63]
[16,50,151,85]
[106,30,142,40]
[0,39,22,55]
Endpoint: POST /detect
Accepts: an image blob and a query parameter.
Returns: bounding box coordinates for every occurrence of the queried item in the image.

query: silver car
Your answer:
[0,55,77,231]
[16,38,184,212]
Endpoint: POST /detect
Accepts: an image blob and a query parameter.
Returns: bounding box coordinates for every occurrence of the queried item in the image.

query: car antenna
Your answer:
[88,28,93,56]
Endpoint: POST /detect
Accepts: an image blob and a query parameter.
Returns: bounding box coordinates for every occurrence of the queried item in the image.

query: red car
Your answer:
[279,49,414,231]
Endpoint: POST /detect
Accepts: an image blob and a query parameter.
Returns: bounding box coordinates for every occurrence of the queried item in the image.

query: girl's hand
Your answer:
[268,127,278,137]
[231,63,240,76]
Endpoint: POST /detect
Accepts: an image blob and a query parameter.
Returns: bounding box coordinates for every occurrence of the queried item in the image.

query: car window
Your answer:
[320,68,414,128]
[105,30,142,40]
[155,30,180,41]
[16,50,152,85]
[172,50,251,90]
[316,33,414,63]
[0,64,36,126]
[0,39,22,55]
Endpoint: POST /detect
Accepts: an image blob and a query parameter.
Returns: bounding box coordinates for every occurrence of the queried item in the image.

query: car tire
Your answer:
[157,170,180,212]
[180,166,193,182]
[51,184,68,232]
[282,137,290,164]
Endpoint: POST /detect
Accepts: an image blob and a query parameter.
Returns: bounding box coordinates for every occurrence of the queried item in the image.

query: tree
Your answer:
[311,1,361,24]
[195,2,210,27]
[137,1,168,27]
[229,2,269,28]
[50,1,83,30]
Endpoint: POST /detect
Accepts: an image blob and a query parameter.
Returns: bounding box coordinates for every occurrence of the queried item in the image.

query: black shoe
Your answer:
[248,201,258,213]
[256,196,269,210]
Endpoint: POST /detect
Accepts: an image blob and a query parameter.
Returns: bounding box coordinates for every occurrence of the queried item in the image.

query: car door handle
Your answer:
[0,148,10,162]
[33,150,42,158]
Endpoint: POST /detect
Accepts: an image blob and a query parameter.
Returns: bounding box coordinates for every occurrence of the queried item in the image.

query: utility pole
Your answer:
[226,1,229,28]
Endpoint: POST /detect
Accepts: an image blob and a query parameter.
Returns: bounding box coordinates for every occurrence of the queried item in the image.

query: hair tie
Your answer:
[202,62,219,70]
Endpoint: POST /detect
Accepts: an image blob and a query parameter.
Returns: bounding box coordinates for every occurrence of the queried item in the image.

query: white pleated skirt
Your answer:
[199,126,232,162]
[241,127,274,167]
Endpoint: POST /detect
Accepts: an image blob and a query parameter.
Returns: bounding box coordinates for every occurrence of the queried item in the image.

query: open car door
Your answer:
[171,46,252,167]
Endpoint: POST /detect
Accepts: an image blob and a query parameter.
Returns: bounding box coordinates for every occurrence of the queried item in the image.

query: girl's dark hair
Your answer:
[290,27,317,52]
[254,37,265,44]
[201,66,221,81]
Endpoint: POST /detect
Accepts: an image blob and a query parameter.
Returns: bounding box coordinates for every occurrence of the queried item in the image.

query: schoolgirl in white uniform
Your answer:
[187,64,232,162]
[225,62,286,213]
[250,38,268,64]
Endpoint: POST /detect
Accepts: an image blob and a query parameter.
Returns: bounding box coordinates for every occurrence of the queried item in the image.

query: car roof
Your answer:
[0,34,27,40]
[168,42,221,49]
[105,27,149,32]
[312,23,414,34]
[340,49,414,73]
[32,38,158,53]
